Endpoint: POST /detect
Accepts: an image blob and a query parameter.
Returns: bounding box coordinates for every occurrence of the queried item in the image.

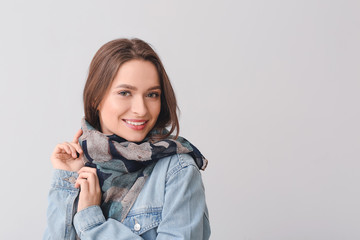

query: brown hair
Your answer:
[83,38,179,139]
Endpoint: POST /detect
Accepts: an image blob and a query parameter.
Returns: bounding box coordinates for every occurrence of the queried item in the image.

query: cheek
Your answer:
[153,102,161,118]
[100,98,126,117]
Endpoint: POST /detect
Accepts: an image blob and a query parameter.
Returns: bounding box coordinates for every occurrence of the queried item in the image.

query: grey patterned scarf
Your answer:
[79,117,208,222]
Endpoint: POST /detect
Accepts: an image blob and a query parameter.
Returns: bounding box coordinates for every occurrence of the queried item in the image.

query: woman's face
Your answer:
[97,59,161,142]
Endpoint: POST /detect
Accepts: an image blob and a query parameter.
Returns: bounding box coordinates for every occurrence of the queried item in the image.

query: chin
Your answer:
[119,132,148,142]
[126,136,145,142]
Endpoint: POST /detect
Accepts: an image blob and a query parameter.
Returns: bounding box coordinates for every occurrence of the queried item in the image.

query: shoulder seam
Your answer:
[164,153,200,182]
[165,163,200,184]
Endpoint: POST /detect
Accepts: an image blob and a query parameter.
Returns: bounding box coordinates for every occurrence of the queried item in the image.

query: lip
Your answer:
[124,119,148,122]
[122,119,148,130]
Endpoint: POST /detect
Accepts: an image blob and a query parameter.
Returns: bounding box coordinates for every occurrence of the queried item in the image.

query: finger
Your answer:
[63,142,78,159]
[56,153,72,159]
[77,172,97,193]
[72,129,83,143]
[75,178,88,190]
[78,167,97,176]
[95,176,101,193]
[78,169,100,194]
[54,144,67,154]
[60,143,72,156]
[68,142,83,156]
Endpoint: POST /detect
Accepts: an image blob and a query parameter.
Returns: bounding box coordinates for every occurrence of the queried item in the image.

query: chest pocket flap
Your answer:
[122,207,162,235]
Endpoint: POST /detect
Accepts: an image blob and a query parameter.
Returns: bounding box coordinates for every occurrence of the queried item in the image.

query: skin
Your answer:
[50,60,162,212]
[98,59,161,142]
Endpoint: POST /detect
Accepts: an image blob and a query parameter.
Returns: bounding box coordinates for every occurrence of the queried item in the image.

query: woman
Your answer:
[44,38,210,240]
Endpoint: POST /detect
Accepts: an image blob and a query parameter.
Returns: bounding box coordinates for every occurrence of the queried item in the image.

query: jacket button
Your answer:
[134,223,141,231]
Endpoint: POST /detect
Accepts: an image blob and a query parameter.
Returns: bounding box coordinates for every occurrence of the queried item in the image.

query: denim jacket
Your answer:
[43,153,211,240]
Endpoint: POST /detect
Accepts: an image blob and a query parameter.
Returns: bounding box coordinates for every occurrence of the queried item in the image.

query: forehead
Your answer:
[111,59,160,88]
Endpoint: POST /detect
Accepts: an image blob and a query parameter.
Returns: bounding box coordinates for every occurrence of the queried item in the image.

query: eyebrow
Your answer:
[115,84,161,91]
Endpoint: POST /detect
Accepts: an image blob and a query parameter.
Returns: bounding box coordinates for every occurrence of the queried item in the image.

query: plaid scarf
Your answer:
[79,117,208,222]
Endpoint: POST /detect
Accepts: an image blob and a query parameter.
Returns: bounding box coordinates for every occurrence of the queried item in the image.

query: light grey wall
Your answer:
[0,0,359,239]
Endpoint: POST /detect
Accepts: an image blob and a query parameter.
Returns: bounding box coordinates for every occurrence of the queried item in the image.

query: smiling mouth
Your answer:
[124,120,148,126]
[122,119,149,130]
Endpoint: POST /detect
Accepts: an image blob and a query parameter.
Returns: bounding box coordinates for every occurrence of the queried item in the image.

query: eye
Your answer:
[118,91,131,97]
[147,92,160,98]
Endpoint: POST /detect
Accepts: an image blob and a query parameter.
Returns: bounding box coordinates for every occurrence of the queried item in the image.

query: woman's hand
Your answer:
[75,167,102,212]
[51,129,84,172]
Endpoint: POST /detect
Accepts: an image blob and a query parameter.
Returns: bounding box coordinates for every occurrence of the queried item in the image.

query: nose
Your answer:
[131,96,147,116]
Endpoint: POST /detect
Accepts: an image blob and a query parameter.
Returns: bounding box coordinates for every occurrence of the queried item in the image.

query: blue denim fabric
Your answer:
[43,153,211,240]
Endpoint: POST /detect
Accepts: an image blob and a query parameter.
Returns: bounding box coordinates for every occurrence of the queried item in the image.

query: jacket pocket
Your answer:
[122,207,162,235]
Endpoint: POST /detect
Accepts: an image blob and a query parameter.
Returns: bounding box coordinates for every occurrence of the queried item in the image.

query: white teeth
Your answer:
[125,120,146,126]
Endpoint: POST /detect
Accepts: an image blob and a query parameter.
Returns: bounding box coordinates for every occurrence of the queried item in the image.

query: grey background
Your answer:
[0,0,359,239]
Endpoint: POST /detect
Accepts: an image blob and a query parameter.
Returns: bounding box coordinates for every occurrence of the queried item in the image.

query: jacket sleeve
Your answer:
[43,170,79,240]
[73,206,144,240]
[156,157,210,240]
